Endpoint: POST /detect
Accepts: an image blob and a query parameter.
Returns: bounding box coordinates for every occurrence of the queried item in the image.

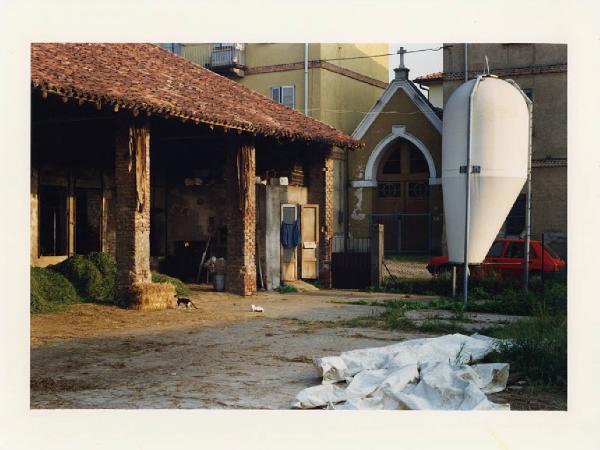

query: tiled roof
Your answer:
[444,64,567,81]
[414,71,443,83]
[31,43,360,149]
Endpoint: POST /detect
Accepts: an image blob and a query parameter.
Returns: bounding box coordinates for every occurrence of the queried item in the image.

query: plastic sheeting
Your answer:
[292,334,510,410]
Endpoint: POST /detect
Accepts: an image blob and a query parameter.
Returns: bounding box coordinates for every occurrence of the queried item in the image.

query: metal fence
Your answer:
[331,235,371,253]
[370,213,431,255]
[331,235,372,289]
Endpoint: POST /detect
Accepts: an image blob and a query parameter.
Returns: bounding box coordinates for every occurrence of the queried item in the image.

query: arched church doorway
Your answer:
[373,138,430,253]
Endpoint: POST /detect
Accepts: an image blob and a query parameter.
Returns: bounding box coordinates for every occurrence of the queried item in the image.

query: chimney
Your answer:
[394,46,410,81]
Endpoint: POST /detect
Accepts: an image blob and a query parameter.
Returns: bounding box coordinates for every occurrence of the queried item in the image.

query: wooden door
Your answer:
[280,204,297,281]
[300,204,319,279]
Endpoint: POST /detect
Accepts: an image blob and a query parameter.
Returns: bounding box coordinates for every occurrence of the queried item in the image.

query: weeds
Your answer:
[484,314,567,388]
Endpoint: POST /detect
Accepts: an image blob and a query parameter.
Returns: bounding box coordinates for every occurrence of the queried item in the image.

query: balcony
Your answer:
[207,44,246,77]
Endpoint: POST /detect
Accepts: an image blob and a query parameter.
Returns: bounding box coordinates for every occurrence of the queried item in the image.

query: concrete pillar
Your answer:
[225,137,257,296]
[308,148,334,288]
[114,117,152,305]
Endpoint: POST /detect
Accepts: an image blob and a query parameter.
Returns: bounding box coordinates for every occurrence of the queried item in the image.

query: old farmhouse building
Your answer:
[31,43,359,307]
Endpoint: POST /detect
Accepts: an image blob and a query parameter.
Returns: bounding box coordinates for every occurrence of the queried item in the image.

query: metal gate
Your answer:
[370,213,431,255]
[331,236,372,289]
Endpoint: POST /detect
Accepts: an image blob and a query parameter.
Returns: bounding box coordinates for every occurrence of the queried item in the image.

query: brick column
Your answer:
[114,117,152,305]
[225,137,257,296]
[308,147,334,288]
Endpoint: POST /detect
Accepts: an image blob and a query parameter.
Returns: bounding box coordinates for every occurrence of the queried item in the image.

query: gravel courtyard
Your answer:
[30,286,564,409]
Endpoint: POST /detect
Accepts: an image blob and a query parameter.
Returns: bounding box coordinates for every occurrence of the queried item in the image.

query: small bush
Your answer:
[31,267,81,314]
[51,252,116,303]
[151,272,190,297]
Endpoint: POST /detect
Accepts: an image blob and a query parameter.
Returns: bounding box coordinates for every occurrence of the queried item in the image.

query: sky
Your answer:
[388,43,443,82]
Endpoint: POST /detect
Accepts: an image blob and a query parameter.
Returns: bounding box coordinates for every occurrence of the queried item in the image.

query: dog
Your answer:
[174,294,198,309]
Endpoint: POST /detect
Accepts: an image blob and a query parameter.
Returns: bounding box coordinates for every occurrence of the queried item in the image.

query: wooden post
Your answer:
[371,223,384,288]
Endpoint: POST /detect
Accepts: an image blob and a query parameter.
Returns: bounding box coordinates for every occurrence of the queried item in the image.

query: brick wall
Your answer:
[225,138,257,296]
[114,117,151,304]
[308,148,334,288]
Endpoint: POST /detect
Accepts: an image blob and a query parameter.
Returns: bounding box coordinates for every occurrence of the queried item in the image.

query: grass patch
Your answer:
[30,267,81,314]
[368,275,566,317]
[277,284,298,293]
[151,272,190,297]
[384,254,431,263]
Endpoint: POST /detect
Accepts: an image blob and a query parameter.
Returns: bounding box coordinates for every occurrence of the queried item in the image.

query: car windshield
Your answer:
[543,244,561,258]
[486,241,505,257]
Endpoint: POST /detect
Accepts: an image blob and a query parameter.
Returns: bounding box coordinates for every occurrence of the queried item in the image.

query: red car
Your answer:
[427,239,566,278]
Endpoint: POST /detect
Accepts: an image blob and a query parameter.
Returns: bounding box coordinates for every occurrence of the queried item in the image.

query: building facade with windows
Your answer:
[442,43,567,258]
[162,43,390,237]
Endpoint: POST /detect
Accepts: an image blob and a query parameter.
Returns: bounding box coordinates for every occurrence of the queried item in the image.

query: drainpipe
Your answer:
[464,43,468,82]
[304,43,309,116]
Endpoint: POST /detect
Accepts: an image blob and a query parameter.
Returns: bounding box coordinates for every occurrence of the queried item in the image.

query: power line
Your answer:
[319,45,450,63]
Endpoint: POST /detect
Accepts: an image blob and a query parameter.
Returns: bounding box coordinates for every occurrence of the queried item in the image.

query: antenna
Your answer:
[484,56,490,75]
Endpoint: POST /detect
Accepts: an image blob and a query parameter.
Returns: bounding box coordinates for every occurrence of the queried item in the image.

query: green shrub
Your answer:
[51,252,116,303]
[485,314,567,388]
[31,267,81,314]
[151,272,190,297]
[277,284,298,293]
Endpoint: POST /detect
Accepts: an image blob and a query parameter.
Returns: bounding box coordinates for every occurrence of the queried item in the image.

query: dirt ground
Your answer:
[30,285,565,410]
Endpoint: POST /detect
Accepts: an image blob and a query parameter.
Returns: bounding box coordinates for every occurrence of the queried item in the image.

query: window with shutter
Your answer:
[281,86,295,109]
[271,87,281,103]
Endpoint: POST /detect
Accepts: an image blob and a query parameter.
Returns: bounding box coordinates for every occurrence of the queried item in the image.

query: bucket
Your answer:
[214,274,225,292]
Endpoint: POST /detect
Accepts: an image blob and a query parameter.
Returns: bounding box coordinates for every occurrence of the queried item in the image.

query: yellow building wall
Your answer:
[178,43,389,135]
[317,43,389,82]
[316,68,386,135]
[244,43,314,67]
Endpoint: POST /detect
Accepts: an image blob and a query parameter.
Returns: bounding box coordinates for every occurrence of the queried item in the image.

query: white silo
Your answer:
[442,75,532,265]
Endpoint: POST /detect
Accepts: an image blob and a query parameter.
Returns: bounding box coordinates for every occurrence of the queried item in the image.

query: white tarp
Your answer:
[292,333,510,410]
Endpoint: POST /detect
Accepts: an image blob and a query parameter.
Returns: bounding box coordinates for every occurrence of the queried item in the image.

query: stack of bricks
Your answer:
[308,147,334,288]
[114,117,152,306]
[225,138,257,296]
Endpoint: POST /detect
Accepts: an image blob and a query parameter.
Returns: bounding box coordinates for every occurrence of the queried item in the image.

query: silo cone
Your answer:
[442,75,530,264]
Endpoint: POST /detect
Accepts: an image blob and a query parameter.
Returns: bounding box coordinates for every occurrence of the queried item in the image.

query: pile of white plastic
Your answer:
[292,334,510,410]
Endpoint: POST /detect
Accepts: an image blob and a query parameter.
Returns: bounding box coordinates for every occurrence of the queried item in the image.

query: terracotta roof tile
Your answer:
[31,43,360,149]
[414,71,443,82]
